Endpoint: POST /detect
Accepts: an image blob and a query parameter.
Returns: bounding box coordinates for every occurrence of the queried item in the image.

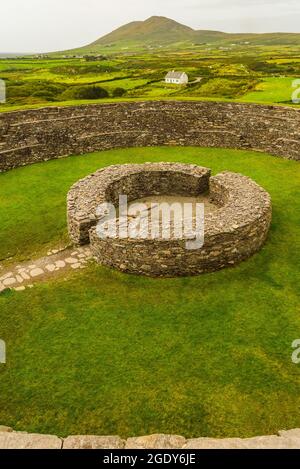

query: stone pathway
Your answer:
[0,246,93,293]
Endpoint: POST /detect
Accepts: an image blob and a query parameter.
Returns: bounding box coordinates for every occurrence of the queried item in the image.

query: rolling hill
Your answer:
[91,16,226,46]
[61,16,300,54]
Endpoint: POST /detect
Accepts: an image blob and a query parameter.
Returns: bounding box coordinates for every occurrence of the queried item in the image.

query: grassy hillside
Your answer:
[92,16,197,46]
[72,16,300,54]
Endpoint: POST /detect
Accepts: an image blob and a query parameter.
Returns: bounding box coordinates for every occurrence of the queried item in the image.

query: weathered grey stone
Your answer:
[125,434,186,449]
[0,102,299,176]
[0,429,299,449]
[3,277,16,286]
[0,432,62,449]
[184,435,300,449]
[65,257,78,264]
[277,428,300,447]
[279,428,300,439]
[63,435,125,449]
[20,272,30,280]
[68,162,211,246]
[0,273,13,281]
[68,163,271,277]
[30,268,44,278]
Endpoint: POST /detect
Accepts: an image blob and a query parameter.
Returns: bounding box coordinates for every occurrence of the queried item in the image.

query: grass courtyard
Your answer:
[0,146,299,438]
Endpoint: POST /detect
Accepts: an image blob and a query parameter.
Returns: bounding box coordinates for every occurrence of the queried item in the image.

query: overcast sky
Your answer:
[1,0,300,53]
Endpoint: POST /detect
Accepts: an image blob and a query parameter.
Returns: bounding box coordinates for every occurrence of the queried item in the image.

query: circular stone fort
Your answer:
[67,162,272,277]
[1,99,295,277]
[0,100,299,447]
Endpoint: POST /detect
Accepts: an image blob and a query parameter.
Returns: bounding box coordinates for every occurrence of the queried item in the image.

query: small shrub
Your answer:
[60,85,109,100]
[112,87,126,98]
[248,61,282,74]
[191,78,258,99]
[52,64,117,75]
[7,81,66,101]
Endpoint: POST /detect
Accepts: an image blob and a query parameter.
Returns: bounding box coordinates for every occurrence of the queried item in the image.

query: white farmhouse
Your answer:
[165,71,189,85]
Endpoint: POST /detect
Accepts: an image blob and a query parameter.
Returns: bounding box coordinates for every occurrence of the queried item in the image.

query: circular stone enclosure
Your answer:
[67,163,272,277]
[0,102,299,173]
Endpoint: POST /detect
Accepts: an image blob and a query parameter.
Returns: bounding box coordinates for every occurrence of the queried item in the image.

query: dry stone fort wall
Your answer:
[0,101,298,448]
[0,101,299,172]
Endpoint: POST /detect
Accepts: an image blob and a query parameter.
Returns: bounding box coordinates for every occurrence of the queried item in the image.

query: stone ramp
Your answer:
[0,245,92,292]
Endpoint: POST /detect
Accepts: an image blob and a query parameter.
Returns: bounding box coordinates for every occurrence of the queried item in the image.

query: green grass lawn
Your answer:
[0,147,299,438]
[241,77,298,104]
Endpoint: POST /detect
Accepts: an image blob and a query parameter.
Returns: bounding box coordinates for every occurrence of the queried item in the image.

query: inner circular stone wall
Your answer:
[67,162,272,277]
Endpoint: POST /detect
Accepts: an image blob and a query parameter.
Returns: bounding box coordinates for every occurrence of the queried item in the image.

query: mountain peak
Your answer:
[93,15,196,46]
[144,15,179,24]
[86,16,300,51]
[145,15,169,21]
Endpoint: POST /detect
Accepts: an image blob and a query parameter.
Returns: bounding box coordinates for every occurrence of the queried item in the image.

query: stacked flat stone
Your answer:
[1,427,300,449]
[67,163,272,277]
[67,162,210,245]
[0,101,299,172]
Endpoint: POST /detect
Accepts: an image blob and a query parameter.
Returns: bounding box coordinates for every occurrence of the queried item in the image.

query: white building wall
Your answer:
[165,74,188,84]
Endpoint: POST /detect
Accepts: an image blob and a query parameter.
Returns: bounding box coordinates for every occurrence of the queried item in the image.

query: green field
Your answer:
[0,147,299,438]
[1,43,300,112]
[241,77,299,103]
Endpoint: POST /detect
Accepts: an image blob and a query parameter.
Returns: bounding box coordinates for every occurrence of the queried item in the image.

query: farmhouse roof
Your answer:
[165,71,187,79]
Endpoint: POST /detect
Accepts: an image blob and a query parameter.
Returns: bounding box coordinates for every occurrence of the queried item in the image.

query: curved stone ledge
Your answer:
[0,101,299,173]
[67,162,211,245]
[1,428,300,449]
[67,163,272,277]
